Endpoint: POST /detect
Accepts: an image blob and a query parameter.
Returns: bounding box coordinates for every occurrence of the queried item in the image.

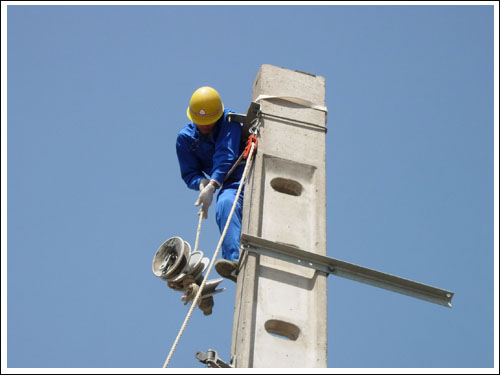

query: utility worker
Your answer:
[176,86,244,282]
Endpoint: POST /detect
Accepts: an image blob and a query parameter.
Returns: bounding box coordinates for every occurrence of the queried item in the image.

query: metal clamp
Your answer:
[227,102,262,138]
[195,349,234,368]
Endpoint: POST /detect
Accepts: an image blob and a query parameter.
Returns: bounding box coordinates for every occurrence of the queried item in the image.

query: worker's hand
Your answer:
[199,178,209,191]
[195,181,216,219]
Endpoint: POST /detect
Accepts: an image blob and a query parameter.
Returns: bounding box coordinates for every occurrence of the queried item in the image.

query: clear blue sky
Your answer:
[3,2,497,371]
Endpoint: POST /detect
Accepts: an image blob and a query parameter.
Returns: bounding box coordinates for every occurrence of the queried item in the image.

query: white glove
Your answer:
[199,178,209,191]
[195,180,218,219]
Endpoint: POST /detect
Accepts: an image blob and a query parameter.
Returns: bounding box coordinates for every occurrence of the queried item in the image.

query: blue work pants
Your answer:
[215,186,244,262]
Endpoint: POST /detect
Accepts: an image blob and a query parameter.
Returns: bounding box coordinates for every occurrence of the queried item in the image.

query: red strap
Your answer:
[243,135,258,159]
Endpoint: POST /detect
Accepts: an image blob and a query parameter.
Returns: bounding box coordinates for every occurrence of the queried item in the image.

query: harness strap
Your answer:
[253,94,328,113]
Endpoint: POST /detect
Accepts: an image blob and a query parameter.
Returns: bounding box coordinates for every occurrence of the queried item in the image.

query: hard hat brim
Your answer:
[186,105,224,126]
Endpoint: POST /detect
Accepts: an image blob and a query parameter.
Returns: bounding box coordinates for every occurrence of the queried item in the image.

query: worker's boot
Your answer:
[215,259,239,283]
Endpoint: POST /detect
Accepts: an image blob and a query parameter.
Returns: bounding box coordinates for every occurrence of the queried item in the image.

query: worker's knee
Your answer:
[215,188,243,262]
[216,190,234,213]
[215,188,243,227]
[216,193,233,227]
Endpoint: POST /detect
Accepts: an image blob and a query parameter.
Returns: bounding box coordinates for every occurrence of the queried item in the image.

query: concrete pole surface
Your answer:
[231,64,328,368]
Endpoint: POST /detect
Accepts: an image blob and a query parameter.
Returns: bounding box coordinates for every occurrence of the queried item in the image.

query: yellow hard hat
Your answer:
[186,86,224,126]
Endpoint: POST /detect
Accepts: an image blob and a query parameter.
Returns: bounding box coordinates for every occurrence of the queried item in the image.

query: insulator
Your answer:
[153,237,226,312]
[152,237,190,281]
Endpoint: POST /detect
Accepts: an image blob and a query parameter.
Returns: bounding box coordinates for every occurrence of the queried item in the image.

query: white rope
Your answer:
[193,211,203,253]
[163,142,256,368]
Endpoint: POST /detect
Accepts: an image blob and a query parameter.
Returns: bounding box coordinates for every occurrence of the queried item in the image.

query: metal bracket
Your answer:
[226,112,246,124]
[195,349,234,368]
[240,233,454,308]
[227,102,262,140]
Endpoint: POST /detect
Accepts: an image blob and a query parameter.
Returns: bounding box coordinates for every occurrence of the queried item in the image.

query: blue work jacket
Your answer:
[176,109,246,192]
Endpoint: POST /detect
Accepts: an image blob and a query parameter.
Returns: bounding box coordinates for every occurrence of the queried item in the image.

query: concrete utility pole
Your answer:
[231,64,328,368]
[228,64,454,368]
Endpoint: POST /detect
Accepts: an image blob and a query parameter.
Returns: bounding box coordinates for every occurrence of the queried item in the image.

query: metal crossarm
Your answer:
[240,233,454,308]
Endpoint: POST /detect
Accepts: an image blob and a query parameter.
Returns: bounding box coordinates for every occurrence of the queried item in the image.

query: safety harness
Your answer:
[222,102,262,184]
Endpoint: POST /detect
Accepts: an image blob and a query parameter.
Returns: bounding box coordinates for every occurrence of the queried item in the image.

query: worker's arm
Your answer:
[176,133,206,191]
[210,115,242,186]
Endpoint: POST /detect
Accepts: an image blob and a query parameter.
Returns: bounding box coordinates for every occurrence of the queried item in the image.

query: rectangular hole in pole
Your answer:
[270,177,303,196]
[265,319,301,341]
